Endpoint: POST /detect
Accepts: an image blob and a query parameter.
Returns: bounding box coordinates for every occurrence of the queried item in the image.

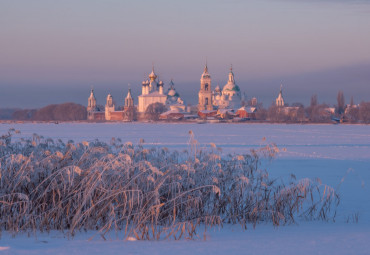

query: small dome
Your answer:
[168,89,176,97]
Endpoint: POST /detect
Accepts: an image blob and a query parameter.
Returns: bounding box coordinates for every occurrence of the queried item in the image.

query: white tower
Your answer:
[87,89,97,112]
[125,88,134,109]
[87,89,97,120]
[105,94,115,120]
[276,85,285,107]
[198,63,213,111]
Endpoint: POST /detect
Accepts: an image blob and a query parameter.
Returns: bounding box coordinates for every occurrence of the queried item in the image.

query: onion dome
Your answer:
[149,66,157,80]
[168,88,176,97]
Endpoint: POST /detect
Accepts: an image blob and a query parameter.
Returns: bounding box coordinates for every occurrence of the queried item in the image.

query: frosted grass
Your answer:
[0,129,339,240]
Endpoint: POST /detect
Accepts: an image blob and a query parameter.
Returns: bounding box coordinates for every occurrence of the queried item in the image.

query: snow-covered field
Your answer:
[0,123,369,255]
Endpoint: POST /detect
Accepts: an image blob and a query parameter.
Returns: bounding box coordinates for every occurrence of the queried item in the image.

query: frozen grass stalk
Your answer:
[0,129,339,240]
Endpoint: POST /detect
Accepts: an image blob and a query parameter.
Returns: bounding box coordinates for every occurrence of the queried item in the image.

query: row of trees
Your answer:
[262,91,370,123]
[12,103,87,121]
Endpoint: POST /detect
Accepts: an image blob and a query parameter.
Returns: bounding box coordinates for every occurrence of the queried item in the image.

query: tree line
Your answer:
[261,91,370,123]
[11,103,87,121]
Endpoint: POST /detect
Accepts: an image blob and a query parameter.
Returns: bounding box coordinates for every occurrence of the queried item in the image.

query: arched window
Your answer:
[205,83,209,91]
[205,98,209,105]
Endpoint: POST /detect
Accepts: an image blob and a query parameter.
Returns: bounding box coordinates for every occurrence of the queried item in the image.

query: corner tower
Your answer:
[87,88,97,120]
[198,63,213,111]
[87,89,97,112]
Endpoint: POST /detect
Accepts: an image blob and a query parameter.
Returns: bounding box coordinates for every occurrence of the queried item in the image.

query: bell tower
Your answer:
[198,63,213,111]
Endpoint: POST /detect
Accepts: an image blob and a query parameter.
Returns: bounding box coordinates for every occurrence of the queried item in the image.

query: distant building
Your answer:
[87,89,98,120]
[276,85,285,107]
[159,110,185,120]
[87,89,134,121]
[124,88,134,110]
[236,106,257,119]
[105,94,116,120]
[198,64,213,111]
[250,97,258,107]
[138,67,167,113]
[166,79,186,112]
[213,66,242,110]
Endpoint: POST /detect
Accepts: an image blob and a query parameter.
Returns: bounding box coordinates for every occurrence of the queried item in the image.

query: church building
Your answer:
[87,89,134,121]
[276,85,285,107]
[212,66,242,110]
[198,64,213,111]
[137,67,167,113]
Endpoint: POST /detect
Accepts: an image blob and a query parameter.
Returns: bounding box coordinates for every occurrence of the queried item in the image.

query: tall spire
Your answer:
[204,61,208,73]
[280,84,283,95]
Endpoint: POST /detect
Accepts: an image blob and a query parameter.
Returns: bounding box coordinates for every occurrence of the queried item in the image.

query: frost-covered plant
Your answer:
[0,129,339,240]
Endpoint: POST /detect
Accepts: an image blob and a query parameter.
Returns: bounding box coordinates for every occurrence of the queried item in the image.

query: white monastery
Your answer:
[137,67,167,113]
[86,63,260,121]
[87,67,186,121]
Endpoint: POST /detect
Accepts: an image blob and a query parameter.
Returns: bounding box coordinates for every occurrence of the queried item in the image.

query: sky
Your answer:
[1,0,370,108]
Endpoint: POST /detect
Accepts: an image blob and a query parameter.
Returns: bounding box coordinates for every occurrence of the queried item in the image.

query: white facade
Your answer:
[105,94,115,120]
[138,67,167,113]
[198,64,213,111]
[213,67,242,110]
[87,89,97,120]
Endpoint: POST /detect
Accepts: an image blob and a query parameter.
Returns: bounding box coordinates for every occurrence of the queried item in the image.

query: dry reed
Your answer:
[0,129,339,240]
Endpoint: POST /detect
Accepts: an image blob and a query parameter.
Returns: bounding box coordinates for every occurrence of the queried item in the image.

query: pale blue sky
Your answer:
[1,0,370,107]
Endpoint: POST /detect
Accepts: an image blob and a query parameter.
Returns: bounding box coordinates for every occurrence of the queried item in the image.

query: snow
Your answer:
[1,224,369,255]
[0,123,369,254]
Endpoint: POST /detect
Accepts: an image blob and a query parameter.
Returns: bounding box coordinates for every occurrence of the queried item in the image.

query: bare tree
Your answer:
[359,101,370,123]
[124,106,137,121]
[145,103,166,121]
[306,95,318,121]
[307,104,331,123]
[12,109,37,120]
[346,106,359,123]
[267,105,287,122]
[310,94,318,107]
[13,103,87,121]
[255,107,267,120]
[337,91,345,115]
